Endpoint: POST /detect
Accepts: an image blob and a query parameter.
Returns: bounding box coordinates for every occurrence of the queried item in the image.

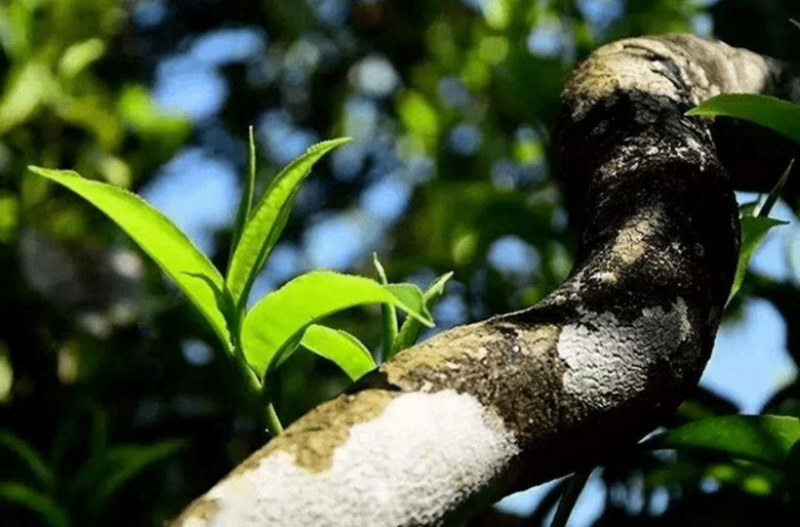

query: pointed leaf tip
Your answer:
[226,138,350,310]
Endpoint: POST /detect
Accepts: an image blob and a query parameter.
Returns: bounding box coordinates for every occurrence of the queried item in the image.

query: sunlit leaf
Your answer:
[226,138,350,311]
[373,253,398,358]
[0,482,69,527]
[28,167,233,351]
[687,94,800,145]
[0,429,52,489]
[644,415,800,466]
[390,272,453,358]
[242,271,433,377]
[296,325,377,380]
[229,125,257,267]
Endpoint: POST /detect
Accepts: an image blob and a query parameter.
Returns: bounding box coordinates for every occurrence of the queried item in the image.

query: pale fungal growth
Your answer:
[176,391,519,527]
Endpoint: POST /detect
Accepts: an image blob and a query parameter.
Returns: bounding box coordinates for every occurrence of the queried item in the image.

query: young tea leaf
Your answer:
[687,94,800,145]
[390,272,453,359]
[643,415,800,466]
[27,167,233,351]
[241,271,433,377]
[228,125,257,265]
[226,138,350,311]
[297,324,377,380]
[373,253,398,359]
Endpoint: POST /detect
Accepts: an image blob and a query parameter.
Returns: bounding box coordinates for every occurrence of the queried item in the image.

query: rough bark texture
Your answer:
[175,35,797,526]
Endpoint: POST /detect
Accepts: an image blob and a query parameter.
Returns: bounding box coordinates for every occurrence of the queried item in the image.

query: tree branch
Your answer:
[174,35,792,526]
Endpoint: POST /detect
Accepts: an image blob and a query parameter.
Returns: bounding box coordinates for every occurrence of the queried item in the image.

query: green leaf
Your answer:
[225,138,350,311]
[389,272,453,359]
[551,470,591,527]
[73,441,185,518]
[297,325,377,380]
[229,125,257,268]
[241,271,433,377]
[728,161,792,303]
[58,38,105,78]
[0,429,53,489]
[644,415,800,466]
[27,167,233,351]
[687,94,800,145]
[0,482,69,527]
[373,253,398,358]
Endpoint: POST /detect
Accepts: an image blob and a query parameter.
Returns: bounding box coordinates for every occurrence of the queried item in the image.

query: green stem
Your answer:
[232,337,284,437]
[265,403,284,436]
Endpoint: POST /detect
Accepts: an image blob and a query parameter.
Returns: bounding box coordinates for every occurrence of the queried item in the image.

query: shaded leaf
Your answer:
[242,271,433,377]
[687,94,800,145]
[297,325,377,380]
[729,216,787,302]
[551,471,591,527]
[0,482,69,527]
[644,415,800,466]
[728,160,792,303]
[226,138,350,311]
[390,272,453,358]
[0,429,52,489]
[73,441,185,518]
[27,167,233,351]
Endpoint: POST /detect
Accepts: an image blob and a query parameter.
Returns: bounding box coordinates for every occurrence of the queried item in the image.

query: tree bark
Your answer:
[175,35,797,526]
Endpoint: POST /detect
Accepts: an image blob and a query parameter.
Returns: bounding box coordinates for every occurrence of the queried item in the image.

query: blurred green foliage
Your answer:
[1,0,800,525]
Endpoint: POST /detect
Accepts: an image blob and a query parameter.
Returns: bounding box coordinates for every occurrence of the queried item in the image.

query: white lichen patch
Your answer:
[184,391,519,527]
[556,298,691,410]
[611,210,661,265]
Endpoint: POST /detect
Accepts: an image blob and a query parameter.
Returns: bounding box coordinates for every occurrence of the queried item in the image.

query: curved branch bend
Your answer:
[176,35,795,526]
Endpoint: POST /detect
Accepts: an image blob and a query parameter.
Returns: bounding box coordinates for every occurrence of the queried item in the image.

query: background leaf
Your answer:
[225,138,350,311]
[241,271,432,377]
[72,440,185,518]
[27,167,233,351]
[296,324,376,380]
[645,415,800,466]
[0,482,69,527]
[0,429,53,490]
[687,94,800,144]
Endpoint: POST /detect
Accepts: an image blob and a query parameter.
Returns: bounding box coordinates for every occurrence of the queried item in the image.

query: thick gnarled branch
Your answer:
[175,35,792,526]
